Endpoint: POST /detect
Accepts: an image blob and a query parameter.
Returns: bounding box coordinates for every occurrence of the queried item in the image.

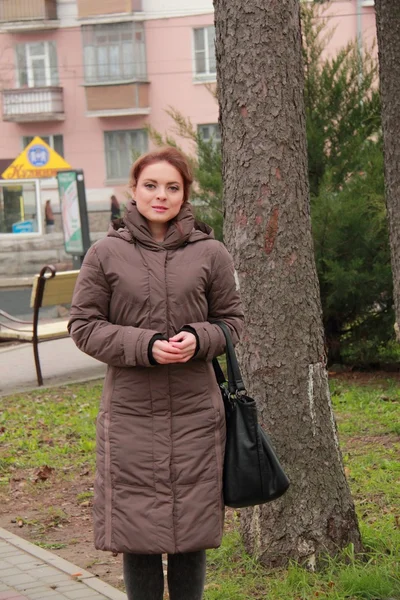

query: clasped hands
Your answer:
[152,331,197,365]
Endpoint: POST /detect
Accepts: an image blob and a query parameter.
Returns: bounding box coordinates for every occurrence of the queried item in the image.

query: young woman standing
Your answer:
[68,147,243,600]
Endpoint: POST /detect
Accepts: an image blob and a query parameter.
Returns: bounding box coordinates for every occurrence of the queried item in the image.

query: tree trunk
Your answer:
[375,0,400,342]
[214,0,361,567]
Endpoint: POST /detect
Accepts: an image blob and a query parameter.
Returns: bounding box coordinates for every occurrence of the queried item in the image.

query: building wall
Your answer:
[318,1,376,57]
[0,0,377,219]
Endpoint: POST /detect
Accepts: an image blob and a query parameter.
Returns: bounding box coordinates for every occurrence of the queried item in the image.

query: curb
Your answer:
[0,342,31,354]
[0,527,127,600]
[0,277,33,289]
[0,373,105,398]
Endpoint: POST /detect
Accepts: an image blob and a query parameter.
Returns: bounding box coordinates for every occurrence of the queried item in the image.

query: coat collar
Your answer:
[108,200,201,251]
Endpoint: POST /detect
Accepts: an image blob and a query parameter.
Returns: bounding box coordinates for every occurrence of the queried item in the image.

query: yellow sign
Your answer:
[1,136,71,180]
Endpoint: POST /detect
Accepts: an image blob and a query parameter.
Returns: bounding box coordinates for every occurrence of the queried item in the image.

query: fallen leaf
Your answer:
[34,465,55,483]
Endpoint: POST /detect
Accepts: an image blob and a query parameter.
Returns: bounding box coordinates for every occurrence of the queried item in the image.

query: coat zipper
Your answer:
[165,250,177,553]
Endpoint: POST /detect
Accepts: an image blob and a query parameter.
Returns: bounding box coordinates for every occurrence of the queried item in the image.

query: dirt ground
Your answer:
[0,371,398,593]
[0,471,237,594]
[328,369,400,386]
[0,472,126,591]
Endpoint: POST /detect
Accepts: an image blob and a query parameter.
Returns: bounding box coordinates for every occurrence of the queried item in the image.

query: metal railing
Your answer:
[2,87,64,122]
[0,0,57,22]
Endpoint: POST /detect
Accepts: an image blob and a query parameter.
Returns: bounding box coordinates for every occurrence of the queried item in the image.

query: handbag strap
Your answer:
[213,321,246,395]
[212,357,226,386]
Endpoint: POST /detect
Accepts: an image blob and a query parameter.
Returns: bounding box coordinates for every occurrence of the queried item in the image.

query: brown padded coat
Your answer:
[68,201,244,555]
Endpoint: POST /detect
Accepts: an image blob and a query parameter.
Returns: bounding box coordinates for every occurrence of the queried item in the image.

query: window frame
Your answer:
[0,179,42,237]
[197,123,221,145]
[15,41,58,89]
[22,135,64,157]
[192,26,216,81]
[82,22,147,85]
[104,129,148,183]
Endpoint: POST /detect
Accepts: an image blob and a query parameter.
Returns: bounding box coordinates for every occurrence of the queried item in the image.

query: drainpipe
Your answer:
[356,0,363,84]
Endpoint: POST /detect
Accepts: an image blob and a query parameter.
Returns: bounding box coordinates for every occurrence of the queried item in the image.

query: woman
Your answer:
[68,147,243,600]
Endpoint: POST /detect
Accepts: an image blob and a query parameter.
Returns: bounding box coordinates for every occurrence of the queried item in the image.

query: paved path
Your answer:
[0,338,106,397]
[0,528,126,600]
[0,312,124,599]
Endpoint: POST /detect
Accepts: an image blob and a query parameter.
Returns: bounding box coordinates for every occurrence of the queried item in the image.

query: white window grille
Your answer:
[104,129,148,181]
[82,22,147,84]
[193,26,216,78]
[16,41,58,88]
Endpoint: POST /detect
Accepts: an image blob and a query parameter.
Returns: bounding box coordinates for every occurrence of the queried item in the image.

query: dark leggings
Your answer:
[123,550,206,600]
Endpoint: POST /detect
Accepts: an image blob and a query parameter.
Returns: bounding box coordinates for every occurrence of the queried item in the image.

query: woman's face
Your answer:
[133,161,184,224]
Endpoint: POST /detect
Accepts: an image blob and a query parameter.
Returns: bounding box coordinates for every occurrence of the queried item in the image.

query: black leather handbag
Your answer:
[212,321,290,508]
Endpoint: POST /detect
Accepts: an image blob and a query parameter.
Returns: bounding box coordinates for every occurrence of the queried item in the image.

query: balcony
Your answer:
[0,0,58,31]
[84,81,150,117]
[2,87,65,122]
[77,0,142,19]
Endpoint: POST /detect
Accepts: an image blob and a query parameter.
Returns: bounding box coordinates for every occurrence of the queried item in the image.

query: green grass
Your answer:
[76,490,94,504]
[204,377,400,599]
[206,532,400,599]
[35,541,67,550]
[0,382,101,486]
[0,376,399,599]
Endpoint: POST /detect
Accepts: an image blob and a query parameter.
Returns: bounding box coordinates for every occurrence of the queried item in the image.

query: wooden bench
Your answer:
[0,265,79,386]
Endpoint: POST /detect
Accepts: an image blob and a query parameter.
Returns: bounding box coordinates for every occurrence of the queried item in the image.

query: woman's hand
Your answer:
[152,332,197,364]
[151,340,181,365]
[168,331,197,363]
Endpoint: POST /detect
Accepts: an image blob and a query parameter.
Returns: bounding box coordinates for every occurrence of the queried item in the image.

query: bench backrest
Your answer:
[30,270,80,308]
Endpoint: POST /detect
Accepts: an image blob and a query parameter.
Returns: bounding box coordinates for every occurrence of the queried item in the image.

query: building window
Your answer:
[0,181,40,234]
[198,123,221,146]
[104,130,148,181]
[16,41,58,88]
[193,26,216,78]
[22,135,64,157]
[82,22,147,84]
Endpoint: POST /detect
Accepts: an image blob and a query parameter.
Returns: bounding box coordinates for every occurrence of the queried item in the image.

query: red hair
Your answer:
[130,147,193,203]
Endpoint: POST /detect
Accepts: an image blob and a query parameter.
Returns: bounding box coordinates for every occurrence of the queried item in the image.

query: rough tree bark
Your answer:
[214,0,361,566]
[375,0,400,341]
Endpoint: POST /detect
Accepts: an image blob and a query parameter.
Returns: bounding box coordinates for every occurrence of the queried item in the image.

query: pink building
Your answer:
[0,0,376,234]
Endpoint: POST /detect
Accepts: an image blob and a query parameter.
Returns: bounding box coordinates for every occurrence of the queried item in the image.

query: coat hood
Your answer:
[107,200,214,250]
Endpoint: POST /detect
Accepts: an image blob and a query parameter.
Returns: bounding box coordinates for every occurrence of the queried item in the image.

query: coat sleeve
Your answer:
[186,243,244,360]
[68,245,160,368]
